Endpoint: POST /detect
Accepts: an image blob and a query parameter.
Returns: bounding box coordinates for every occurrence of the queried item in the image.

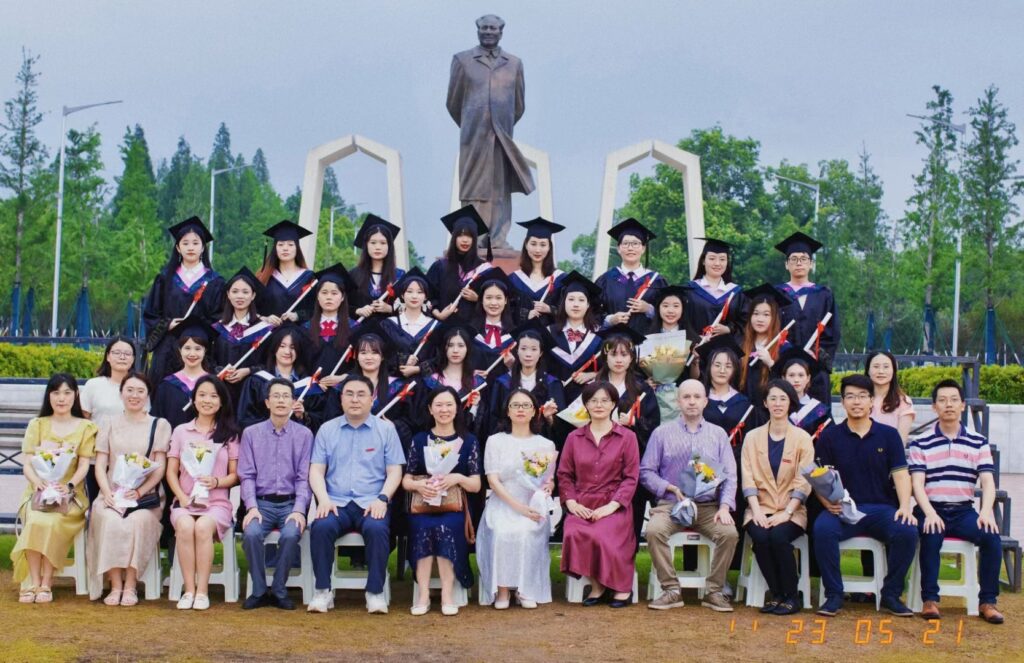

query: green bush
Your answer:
[0,343,103,379]
[830,364,1024,404]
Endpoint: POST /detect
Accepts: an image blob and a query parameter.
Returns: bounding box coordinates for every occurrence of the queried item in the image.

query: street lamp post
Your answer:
[208,164,253,267]
[329,205,345,247]
[51,99,122,337]
[772,173,821,231]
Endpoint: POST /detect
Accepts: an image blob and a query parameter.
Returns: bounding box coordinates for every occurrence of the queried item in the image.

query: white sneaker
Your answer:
[176,592,195,610]
[366,591,388,614]
[306,589,334,613]
[441,604,459,616]
[192,594,210,611]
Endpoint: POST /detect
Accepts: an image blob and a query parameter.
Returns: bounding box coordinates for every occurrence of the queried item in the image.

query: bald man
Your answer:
[641,379,739,612]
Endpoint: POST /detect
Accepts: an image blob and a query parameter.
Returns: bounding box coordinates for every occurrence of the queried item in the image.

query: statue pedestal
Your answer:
[483,247,520,275]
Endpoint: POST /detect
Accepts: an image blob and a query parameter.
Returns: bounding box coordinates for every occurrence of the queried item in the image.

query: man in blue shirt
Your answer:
[306,376,405,614]
[814,374,918,617]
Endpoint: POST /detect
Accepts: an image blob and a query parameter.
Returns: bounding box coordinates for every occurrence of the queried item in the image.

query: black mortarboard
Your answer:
[349,320,393,355]
[226,266,265,300]
[696,237,733,254]
[560,271,602,302]
[744,283,794,309]
[430,322,476,352]
[394,267,431,299]
[596,323,647,348]
[441,205,488,237]
[772,346,824,379]
[314,263,354,292]
[168,216,214,244]
[470,267,513,296]
[654,284,690,307]
[607,218,656,244]
[263,220,313,242]
[510,319,557,353]
[516,217,565,239]
[700,333,743,361]
[168,315,215,344]
[353,214,401,250]
[774,231,823,257]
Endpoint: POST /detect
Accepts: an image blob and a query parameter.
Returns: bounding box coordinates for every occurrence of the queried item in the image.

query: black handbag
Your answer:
[122,418,162,517]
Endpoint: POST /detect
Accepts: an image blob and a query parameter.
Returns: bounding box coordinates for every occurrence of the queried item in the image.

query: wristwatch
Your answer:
[66,482,75,493]
[377,493,390,505]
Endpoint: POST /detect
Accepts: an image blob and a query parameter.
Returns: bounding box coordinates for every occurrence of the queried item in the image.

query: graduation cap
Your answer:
[226,266,264,293]
[315,263,355,293]
[168,216,214,244]
[560,271,602,302]
[597,323,647,348]
[654,284,690,307]
[168,315,215,345]
[774,231,822,257]
[510,319,557,353]
[699,333,743,362]
[263,220,312,243]
[441,205,491,261]
[744,283,794,309]
[772,346,824,379]
[607,218,656,244]
[394,266,431,299]
[516,217,565,239]
[470,267,513,296]
[696,237,733,254]
[430,321,477,352]
[353,214,401,250]
[349,320,393,355]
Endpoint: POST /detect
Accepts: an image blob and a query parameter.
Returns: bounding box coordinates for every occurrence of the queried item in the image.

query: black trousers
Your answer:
[745,520,805,601]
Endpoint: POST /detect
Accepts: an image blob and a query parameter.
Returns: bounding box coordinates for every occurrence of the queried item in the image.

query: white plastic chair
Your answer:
[907,537,981,616]
[735,533,811,608]
[647,531,717,600]
[817,536,887,610]
[168,525,240,602]
[302,532,390,605]
[22,527,89,595]
[245,528,312,604]
[138,544,163,600]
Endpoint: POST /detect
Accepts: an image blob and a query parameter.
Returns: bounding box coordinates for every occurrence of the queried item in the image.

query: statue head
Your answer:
[476,14,504,49]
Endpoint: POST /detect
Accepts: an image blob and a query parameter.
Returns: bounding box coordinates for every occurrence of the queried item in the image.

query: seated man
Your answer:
[909,379,1004,624]
[641,379,739,612]
[239,378,313,611]
[814,374,918,617]
[306,375,405,614]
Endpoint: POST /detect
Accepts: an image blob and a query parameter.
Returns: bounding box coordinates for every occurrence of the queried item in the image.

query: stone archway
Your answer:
[297,134,408,268]
[592,140,705,279]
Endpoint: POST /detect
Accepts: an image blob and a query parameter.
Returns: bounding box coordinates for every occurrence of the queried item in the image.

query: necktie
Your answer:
[566,329,585,344]
[321,320,337,339]
[484,324,502,346]
[229,322,246,340]
[626,272,636,288]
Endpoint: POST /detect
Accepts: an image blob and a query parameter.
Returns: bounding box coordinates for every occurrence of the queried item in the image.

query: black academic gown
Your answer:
[703,390,753,554]
[151,371,208,432]
[380,314,438,377]
[349,267,405,323]
[790,396,832,439]
[684,281,748,375]
[143,269,225,385]
[546,325,604,450]
[259,270,316,325]
[777,282,840,404]
[211,319,274,409]
[425,259,486,325]
[304,319,355,377]
[508,269,565,327]
[740,340,795,429]
[595,267,667,334]
[236,370,326,433]
[482,371,566,442]
[471,324,516,376]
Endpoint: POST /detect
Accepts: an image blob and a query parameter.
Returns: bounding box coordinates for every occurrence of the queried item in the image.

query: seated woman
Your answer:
[166,376,240,611]
[88,372,171,606]
[477,389,556,609]
[13,373,97,604]
[558,381,640,608]
[775,350,831,439]
[741,379,815,615]
[403,386,482,616]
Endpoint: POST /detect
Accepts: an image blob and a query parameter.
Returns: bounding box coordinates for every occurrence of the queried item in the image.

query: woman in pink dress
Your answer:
[557,381,640,608]
[166,375,240,611]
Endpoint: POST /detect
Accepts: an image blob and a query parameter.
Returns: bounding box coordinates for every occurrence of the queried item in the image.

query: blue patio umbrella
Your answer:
[125,300,136,337]
[21,287,35,337]
[10,282,21,337]
[865,311,876,350]
[73,286,92,347]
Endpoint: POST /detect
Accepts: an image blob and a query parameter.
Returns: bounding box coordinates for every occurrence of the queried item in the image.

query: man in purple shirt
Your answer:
[239,378,313,610]
[641,379,739,612]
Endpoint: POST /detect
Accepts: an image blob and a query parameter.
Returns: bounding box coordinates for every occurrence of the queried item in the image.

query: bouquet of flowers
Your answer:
[180,441,218,507]
[801,462,864,524]
[556,394,591,428]
[670,454,724,527]
[110,452,162,514]
[638,331,691,384]
[31,442,76,506]
[517,450,561,534]
[422,437,464,506]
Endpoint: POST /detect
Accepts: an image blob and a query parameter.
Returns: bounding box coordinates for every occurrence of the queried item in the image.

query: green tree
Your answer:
[252,148,270,185]
[157,136,195,222]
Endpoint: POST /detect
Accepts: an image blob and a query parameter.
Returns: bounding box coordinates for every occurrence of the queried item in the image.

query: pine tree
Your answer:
[157,137,194,223]
[111,125,156,219]
[252,148,270,184]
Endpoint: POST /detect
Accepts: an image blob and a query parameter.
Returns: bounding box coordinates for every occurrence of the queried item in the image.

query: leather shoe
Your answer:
[979,603,1004,624]
[609,592,633,609]
[243,592,271,610]
[274,595,296,611]
[921,600,941,619]
[582,593,605,607]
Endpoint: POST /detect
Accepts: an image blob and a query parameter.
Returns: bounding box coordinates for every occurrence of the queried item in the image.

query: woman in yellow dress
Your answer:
[13,373,97,603]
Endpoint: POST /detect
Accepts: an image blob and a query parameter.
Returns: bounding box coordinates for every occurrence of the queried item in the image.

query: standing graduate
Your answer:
[510,217,566,326]
[774,349,832,439]
[419,323,487,440]
[683,238,747,375]
[144,217,225,385]
[595,218,666,334]
[700,335,754,446]
[547,272,604,398]
[737,283,795,426]
[469,268,518,375]
[256,220,317,326]
[349,214,405,323]
[649,285,689,334]
[774,232,840,404]
[427,205,492,324]
[212,267,271,407]
[305,263,356,393]
[235,325,323,432]
[382,267,438,381]
[151,316,215,432]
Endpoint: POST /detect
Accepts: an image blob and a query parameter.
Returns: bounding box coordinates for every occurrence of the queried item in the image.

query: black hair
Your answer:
[264,377,294,400]
[219,272,262,325]
[353,332,388,404]
[190,375,240,446]
[931,379,964,403]
[596,335,642,406]
[309,280,352,355]
[701,346,741,391]
[39,373,85,418]
[840,373,875,397]
[437,326,477,390]
[692,246,735,283]
[651,292,685,333]
[471,280,514,331]
[498,387,542,434]
[509,329,550,391]
[553,288,601,332]
[518,235,556,277]
[764,378,800,415]
[257,240,309,285]
[263,326,307,376]
[425,385,468,437]
[97,336,137,377]
[171,331,214,373]
[864,350,909,414]
[119,371,152,395]
[340,374,374,393]
[352,224,399,300]
[582,380,620,412]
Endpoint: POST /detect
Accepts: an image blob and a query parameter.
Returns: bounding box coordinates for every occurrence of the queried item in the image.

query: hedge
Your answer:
[0,343,104,379]
[831,364,1024,405]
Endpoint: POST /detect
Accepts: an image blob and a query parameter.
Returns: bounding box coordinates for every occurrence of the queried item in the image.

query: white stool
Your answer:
[412,577,470,607]
[647,531,717,601]
[139,544,162,600]
[245,528,313,604]
[907,537,981,616]
[566,571,639,603]
[817,536,887,610]
[22,527,89,595]
[735,533,811,608]
[304,532,390,605]
[168,526,240,602]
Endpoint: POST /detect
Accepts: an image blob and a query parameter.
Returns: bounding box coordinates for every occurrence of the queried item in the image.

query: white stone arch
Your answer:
[449,141,553,218]
[297,134,408,268]
[593,140,706,279]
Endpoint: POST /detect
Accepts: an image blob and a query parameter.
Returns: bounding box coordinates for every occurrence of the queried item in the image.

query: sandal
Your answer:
[104,589,123,606]
[35,587,53,603]
[120,589,139,607]
[19,587,37,603]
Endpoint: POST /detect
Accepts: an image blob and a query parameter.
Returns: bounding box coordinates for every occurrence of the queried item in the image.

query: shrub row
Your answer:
[0,343,104,380]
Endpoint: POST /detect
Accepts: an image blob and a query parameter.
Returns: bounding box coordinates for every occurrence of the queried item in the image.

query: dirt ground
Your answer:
[1,569,1019,663]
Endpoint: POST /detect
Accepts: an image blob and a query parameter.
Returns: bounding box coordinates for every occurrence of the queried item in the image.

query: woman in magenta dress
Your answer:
[557,381,640,608]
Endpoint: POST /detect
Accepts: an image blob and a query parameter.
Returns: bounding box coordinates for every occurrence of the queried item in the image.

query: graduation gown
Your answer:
[740,339,794,429]
[425,259,489,325]
[471,323,516,375]
[236,370,326,433]
[380,314,437,376]
[595,267,667,334]
[704,389,754,541]
[211,319,273,408]
[143,268,225,384]
[789,395,832,439]
[683,280,748,346]
[349,267,405,323]
[303,318,356,376]
[482,371,566,442]
[151,371,207,432]
[776,282,840,403]
[509,269,564,326]
[260,270,316,325]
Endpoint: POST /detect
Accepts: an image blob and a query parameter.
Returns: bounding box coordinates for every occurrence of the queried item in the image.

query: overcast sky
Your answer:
[3,1,1022,262]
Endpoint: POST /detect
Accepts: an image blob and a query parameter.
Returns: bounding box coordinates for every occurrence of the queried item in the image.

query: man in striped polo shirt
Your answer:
[908,379,1004,624]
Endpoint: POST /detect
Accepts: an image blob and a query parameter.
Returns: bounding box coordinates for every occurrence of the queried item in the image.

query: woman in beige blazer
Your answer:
[741,379,815,616]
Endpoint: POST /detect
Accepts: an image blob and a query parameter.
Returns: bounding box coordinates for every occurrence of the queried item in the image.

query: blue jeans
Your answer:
[813,503,918,602]
[310,500,390,594]
[916,503,1002,605]
[241,499,302,599]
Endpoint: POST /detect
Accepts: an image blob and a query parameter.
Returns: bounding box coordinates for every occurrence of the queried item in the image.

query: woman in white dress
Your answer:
[477,388,556,609]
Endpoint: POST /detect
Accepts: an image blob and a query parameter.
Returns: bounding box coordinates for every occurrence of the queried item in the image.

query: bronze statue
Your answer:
[447,14,535,251]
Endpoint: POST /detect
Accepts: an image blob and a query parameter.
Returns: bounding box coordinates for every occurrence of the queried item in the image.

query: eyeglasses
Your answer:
[109,350,134,358]
[619,241,644,249]
[586,398,614,406]
[787,256,812,265]
[267,393,293,401]
[842,393,872,402]
[508,402,535,411]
